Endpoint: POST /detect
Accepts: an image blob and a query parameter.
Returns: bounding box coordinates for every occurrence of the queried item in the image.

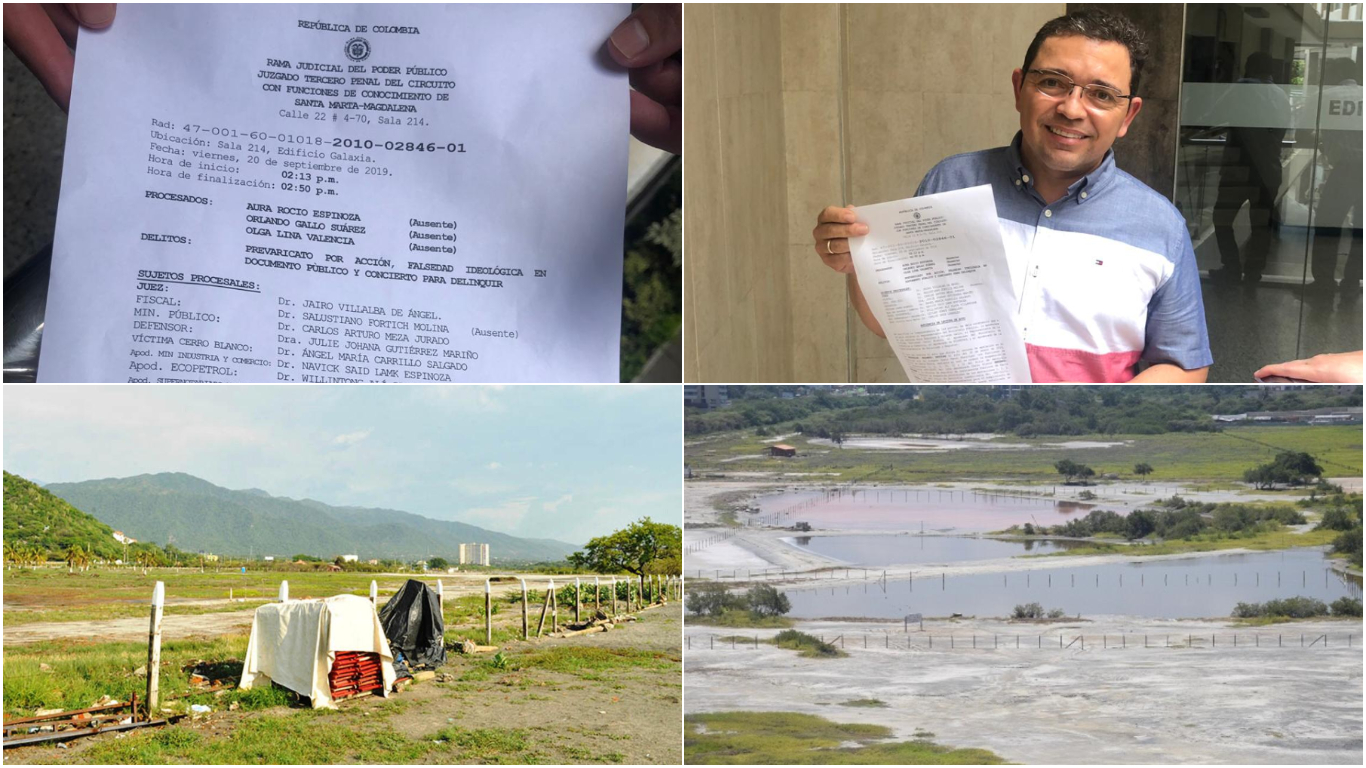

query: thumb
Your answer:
[69,4,116,29]
[607,3,680,68]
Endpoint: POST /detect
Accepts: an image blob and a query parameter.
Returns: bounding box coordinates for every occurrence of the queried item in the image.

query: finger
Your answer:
[816,205,859,225]
[814,239,854,274]
[812,221,869,241]
[628,57,680,112]
[3,4,76,111]
[68,3,114,29]
[607,2,681,68]
[629,90,680,155]
[43,4,77,48]
[1253,361,1310,380]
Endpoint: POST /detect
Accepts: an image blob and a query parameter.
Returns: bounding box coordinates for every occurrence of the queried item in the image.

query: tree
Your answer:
[568,517,682,576]
[428,557,450,571]
[1271,452,1323,486]
[686,582,744,617]
[1133,463,1154,479]
[746,584,791,618]
[1125,509,1156,540]
[65,544,86,574]
[1054,459,1094,484]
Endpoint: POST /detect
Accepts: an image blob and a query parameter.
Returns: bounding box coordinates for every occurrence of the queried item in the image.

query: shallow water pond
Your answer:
[753,487,1096,531]
[782,534,1084,566]
[782,548,1361,620]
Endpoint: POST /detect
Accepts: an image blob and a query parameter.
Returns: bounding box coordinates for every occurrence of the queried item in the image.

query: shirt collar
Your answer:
[1006,131,1117,205]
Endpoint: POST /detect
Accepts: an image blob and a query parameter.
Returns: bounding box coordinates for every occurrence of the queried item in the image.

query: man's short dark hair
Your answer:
[1022,8,1149,94]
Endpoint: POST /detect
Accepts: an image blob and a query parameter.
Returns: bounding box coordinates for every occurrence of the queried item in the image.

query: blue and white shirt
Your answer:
[915,132,1213,382]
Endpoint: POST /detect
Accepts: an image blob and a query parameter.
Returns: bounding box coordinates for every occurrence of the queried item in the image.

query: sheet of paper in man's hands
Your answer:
[39,3,628,383]
[848,185,1030,383]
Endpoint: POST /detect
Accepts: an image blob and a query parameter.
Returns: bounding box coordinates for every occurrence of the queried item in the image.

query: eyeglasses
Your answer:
[1026,69,1133,112]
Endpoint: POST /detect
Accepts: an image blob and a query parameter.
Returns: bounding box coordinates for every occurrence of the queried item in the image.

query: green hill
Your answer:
[41,472,581,562]
[3,472,124,559]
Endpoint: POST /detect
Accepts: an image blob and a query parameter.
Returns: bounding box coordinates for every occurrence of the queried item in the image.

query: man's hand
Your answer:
[812,205,868,274]
[3,4,115,113]
[606,3,680,154]
[1254,351,1363,384]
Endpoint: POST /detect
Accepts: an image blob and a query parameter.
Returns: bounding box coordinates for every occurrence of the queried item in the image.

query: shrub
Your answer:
[745,584,791,618]
[686,583,745,617]
[1318,506,1357,531]
[1330,597,1362,617]
[1233,597,1330,619]
[1046,608,1066,619]
[1012,602,1044,619]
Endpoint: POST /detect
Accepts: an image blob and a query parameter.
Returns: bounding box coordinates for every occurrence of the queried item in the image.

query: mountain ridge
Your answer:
[40,471,580,562]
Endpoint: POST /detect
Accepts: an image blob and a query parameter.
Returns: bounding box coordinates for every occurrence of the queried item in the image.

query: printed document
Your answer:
[38,3,628,383]
[849,185,1030,383]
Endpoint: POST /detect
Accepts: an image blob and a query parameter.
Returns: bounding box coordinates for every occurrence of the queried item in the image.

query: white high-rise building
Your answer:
[459,542,490,566]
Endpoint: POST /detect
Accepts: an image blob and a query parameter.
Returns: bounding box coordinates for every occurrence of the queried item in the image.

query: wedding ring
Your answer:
[826,239,835,255]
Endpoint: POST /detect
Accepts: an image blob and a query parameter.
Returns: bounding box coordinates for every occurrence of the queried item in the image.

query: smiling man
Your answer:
[814,9,1212,383]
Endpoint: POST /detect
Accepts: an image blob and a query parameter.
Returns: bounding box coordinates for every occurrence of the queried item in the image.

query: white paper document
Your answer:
[39,3,629,383]
[849,185,1030,383]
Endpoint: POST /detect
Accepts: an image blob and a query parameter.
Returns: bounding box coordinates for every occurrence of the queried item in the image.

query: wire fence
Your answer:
[689,567,1348,590]
[687,631,1360,652]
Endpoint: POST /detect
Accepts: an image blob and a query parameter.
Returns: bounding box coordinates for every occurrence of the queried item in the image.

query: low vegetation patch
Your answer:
[1011,602,1065,619]
[688,608,793,629]
[516,646,677,676]
[1231,596,1362,620]
[839,698,888,708]
[770,630,846,659]
[685,711,1005,764]
[687,583,795,628]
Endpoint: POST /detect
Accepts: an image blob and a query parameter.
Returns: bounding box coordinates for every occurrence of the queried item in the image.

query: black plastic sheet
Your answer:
[378,579,446,669]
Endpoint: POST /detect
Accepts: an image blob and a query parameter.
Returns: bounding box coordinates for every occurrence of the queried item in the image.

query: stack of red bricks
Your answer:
[328,652,384,699]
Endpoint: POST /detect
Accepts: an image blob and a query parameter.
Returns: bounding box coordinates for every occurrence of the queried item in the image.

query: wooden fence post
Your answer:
[536,583,553,637]
[146,581,165,716]
[595,576,601,615]
[278,580,289,602]
[484,578,492,646]
[612,577,619,616]
[575,577,582,624]
[551,579,559,633]
[521,578,529,640]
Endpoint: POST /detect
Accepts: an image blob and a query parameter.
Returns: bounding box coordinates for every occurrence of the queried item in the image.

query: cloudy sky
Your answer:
[4,386,680,544]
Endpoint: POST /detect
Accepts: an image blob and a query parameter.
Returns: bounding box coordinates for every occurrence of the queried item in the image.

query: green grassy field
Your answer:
[3,592,682,764]
[686,425,1362,484]
[684,711,1005,764]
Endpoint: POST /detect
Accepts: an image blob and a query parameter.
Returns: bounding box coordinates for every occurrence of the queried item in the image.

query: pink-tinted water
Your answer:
[753,488,1098,531]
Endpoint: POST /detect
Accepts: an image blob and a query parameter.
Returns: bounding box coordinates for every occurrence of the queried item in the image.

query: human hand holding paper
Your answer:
[39,3,629,383]
[847,185,1030,383]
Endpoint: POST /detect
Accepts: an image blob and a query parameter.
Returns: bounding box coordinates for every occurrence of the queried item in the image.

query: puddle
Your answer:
[782,548,1362,620]
[752,488,1095,531]
[782,534,1085,566]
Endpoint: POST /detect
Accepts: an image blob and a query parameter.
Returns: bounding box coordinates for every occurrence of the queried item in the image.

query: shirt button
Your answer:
[1015,180,1022,186]
[1080,191,1088,200]
[1022,174,1030,183]
[1044,209,1052,218]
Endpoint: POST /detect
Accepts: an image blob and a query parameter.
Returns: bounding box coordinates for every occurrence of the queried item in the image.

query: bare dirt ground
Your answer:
[392,601,682,765]
[684,615,1363,764]
[3,608,259,645]
[5,601,682,765]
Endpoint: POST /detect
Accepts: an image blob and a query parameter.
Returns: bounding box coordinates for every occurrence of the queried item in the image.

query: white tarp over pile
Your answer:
[239,594,396,709]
